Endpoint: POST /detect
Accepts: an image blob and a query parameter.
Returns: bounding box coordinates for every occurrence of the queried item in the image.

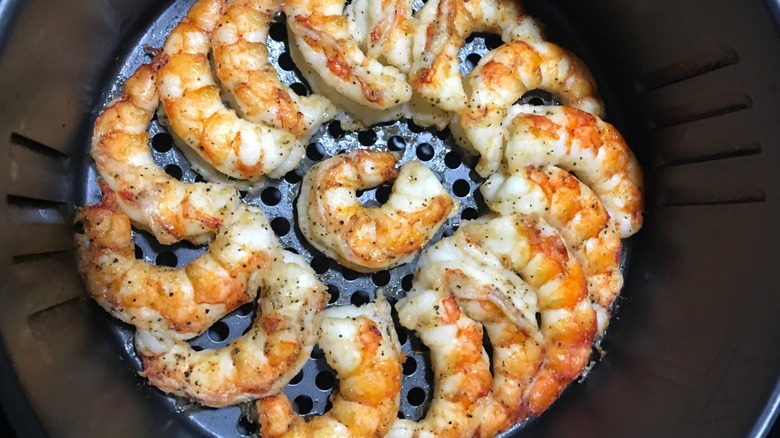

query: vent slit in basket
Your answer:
[9,132,68,161]
[636,46,739,93]
[661,192,766,207]
[650,95,752,129]
[6,194,67,210]
[11,250,70,265]
[659,141,762,167]
[7,194,69,225]
[26,296,81,320]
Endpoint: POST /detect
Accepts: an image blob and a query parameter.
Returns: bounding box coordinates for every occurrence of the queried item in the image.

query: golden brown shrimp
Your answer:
[410,0,543,114]
[257,294,403,437]
[481,165,623,335]
[297,149,458,273]
[453,39,604,176]
[135,249,328,407]
[159,0,304,185]
[387,287,493,437]
[284,0,413,126]
[74,186,277,340]
[454,214,597,419]
[92,57,239,245]
[212,0,336,139]
[412,225,541,436]
[503,105,644,237]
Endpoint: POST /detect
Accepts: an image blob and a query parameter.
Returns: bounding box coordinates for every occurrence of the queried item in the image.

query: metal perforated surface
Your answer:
[83,1,612,436]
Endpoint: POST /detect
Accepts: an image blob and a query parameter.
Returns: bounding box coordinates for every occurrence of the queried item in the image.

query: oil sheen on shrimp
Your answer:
[212,0,336,139]
[503,105,644,237]
[135,250,328,407]
[415,213,597,432]
[387,287,493,437]
[284,0,413,126]
[297,149,458,273]
[75,186,276,340]
[481,165,623,335]
[453,39,604,177]
[410,0,543,115]
[92,57,239,245]
[257,294,403,437]
[159,0,304,185]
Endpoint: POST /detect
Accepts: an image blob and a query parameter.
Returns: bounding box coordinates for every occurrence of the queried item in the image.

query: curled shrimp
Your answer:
[453,39,604,176]
[346,0,415,74]
[159,0,304,185]
[74,186,277,340]
[135,249,328,407]
[481,165,623,335]
[297,149,458,273]
[456,214,597,419]
[387,287,493,437]
[503,105,644,237]
[414,212,596,433]
[410,0,543,114]
[212,0,336,139]
[92,58,239,245]
[284,0,413,126]
[257,294,403,437]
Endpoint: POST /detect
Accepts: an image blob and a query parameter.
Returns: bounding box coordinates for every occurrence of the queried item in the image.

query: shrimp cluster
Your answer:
[258,294,403,437]
[285,0,547,129]
[297,149,458,272]
[75,186,276,340]
[78,41,329,407]
[75,0,645,434]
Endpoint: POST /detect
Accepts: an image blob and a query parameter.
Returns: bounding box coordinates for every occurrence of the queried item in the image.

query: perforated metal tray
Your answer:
[73,1,635,436]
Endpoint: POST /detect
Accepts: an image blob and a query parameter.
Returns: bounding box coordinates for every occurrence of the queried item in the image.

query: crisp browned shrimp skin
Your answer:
[297,149,457,272]
[74,186,274,339]
[257,296,403,437]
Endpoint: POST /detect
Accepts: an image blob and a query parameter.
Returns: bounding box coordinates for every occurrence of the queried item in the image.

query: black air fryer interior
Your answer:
[1,0,780,437]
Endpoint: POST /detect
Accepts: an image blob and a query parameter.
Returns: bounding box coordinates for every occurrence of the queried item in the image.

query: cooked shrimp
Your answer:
[412,224,541,436]
[284,0,413,126]
[413,211,595,432]
[453,39,604,176]
[481,165,623,335]
[92,57,239,245]
[410,0,543,113]
[297,149,458,273]
[159,0,304,184]
[74,186,277,340]
[257,294,403,437]
[387,287,492,437]
[135,249,328,407]
[503,105,644,237]
[453,214,597,418]
[346,0,415,73]
[212,0,336,139]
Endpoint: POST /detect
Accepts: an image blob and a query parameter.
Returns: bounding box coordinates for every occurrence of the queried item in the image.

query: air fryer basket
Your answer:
[1,0,780,436]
